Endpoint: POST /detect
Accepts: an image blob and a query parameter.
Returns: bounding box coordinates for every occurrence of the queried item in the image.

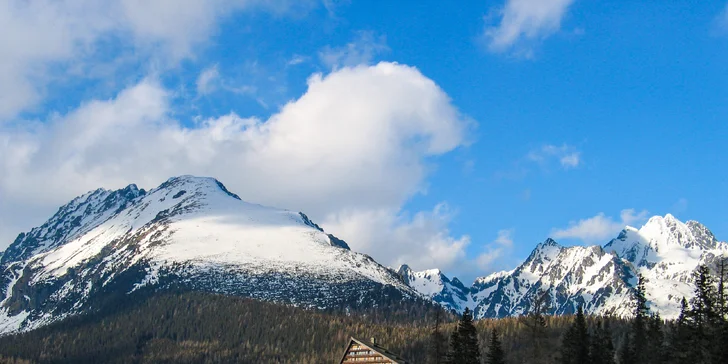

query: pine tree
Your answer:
[630,274,650,364]
[645,313,665,364]
[666,298,692,364]
[718,258,727,318]
[446,307,481,364]
[590,320,615,364]
[687,264,718,363]
[485,329,506,364]
[446,327,462,364]
[560,305,590,364]
[618,333,633,364]
[713,257,728,364]
[427,310,448,364]
[460,308,481,364]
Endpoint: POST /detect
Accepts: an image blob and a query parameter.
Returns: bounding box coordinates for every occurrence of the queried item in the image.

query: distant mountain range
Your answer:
[1,175,726,335]
[398,214,728,319]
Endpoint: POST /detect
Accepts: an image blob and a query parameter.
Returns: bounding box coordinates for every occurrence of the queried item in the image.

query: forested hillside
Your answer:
[0,262,726,363]
[0,290,620,363]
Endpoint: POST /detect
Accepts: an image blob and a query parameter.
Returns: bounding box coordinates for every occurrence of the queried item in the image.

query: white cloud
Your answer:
[0,0,311,119]
[494,229,514,246]
[483,0,575,55]
[196,66,220,95]
[319,31,389,69]
[559,152,581,168]
[527,143,582,169]
[476,250,502,271]
[325,204,470,273]
[476,229,515,270]
[551,209,649,243]
[287,55,308,66]
[0,62,473,274]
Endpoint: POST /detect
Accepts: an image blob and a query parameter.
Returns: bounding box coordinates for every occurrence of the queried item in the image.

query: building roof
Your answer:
[338,337,408,364]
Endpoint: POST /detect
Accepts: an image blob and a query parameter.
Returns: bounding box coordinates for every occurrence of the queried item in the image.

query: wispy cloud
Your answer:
[319,31,389,69]
[196,65,220,95]
[495,143,582,181]
[483,0,576,56]
[476,229,515,270]
[551,209,649,244]
[287,54,308,66]
[527,143,582,169]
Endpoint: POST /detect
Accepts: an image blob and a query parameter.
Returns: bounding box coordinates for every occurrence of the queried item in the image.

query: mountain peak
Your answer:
[532,238,562,254]
[643,213,678,227]
[637,213,721,251]
[156,175,242,201]
[395,265,472,312]
[397,264,412,275]
[541,238,561,247]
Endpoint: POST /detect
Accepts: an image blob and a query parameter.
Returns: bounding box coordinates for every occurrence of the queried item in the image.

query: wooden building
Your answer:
[338,337,408,363]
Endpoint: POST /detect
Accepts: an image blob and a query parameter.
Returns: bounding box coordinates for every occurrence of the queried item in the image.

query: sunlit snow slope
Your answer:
[0,176,416,334]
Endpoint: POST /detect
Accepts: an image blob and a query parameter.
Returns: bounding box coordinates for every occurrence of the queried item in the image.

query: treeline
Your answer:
[427,261,728,364]
[0,292,439,364]
[0,292,620,364]
[0,262,726,363]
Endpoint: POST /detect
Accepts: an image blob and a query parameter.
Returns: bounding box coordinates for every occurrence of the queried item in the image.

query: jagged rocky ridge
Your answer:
[399,214,728,319]
[0,176,420,334]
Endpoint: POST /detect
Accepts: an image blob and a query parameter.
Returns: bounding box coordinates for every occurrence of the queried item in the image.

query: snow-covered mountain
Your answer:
[0,176,419,334]
[396,264,472,312]
[604,214,728,317]
[400,214,728,320]
[2,176,725,334]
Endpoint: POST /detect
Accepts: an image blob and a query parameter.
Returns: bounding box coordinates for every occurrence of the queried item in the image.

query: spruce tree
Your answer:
[560,305,590,364]
[618,333,633,364]
[590,320,615,364]
[718,258,727,318]
[645,313,665,364]
[446,327,462,364]
[666,298,691,364]
[485,329,506,364]
[630,274,650,363]
[427,310,448,364]
[687,264,718,363]
[446,307,480,364]
[712,258,728,364]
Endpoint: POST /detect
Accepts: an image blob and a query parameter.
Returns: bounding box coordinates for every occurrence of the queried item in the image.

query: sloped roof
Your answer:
[338,337,408,364]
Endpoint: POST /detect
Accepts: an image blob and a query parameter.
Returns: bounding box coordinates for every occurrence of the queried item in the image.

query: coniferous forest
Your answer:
[0,262,727,363]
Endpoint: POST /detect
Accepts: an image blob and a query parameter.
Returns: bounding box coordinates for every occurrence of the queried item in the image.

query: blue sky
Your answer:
[1,0,727,284]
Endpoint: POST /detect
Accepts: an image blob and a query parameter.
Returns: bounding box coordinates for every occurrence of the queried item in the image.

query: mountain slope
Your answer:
[396,264,472,312]
[604,214,728,317]
[400,215,728,319]
[470,239,635,319]
[0,176,419,334]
